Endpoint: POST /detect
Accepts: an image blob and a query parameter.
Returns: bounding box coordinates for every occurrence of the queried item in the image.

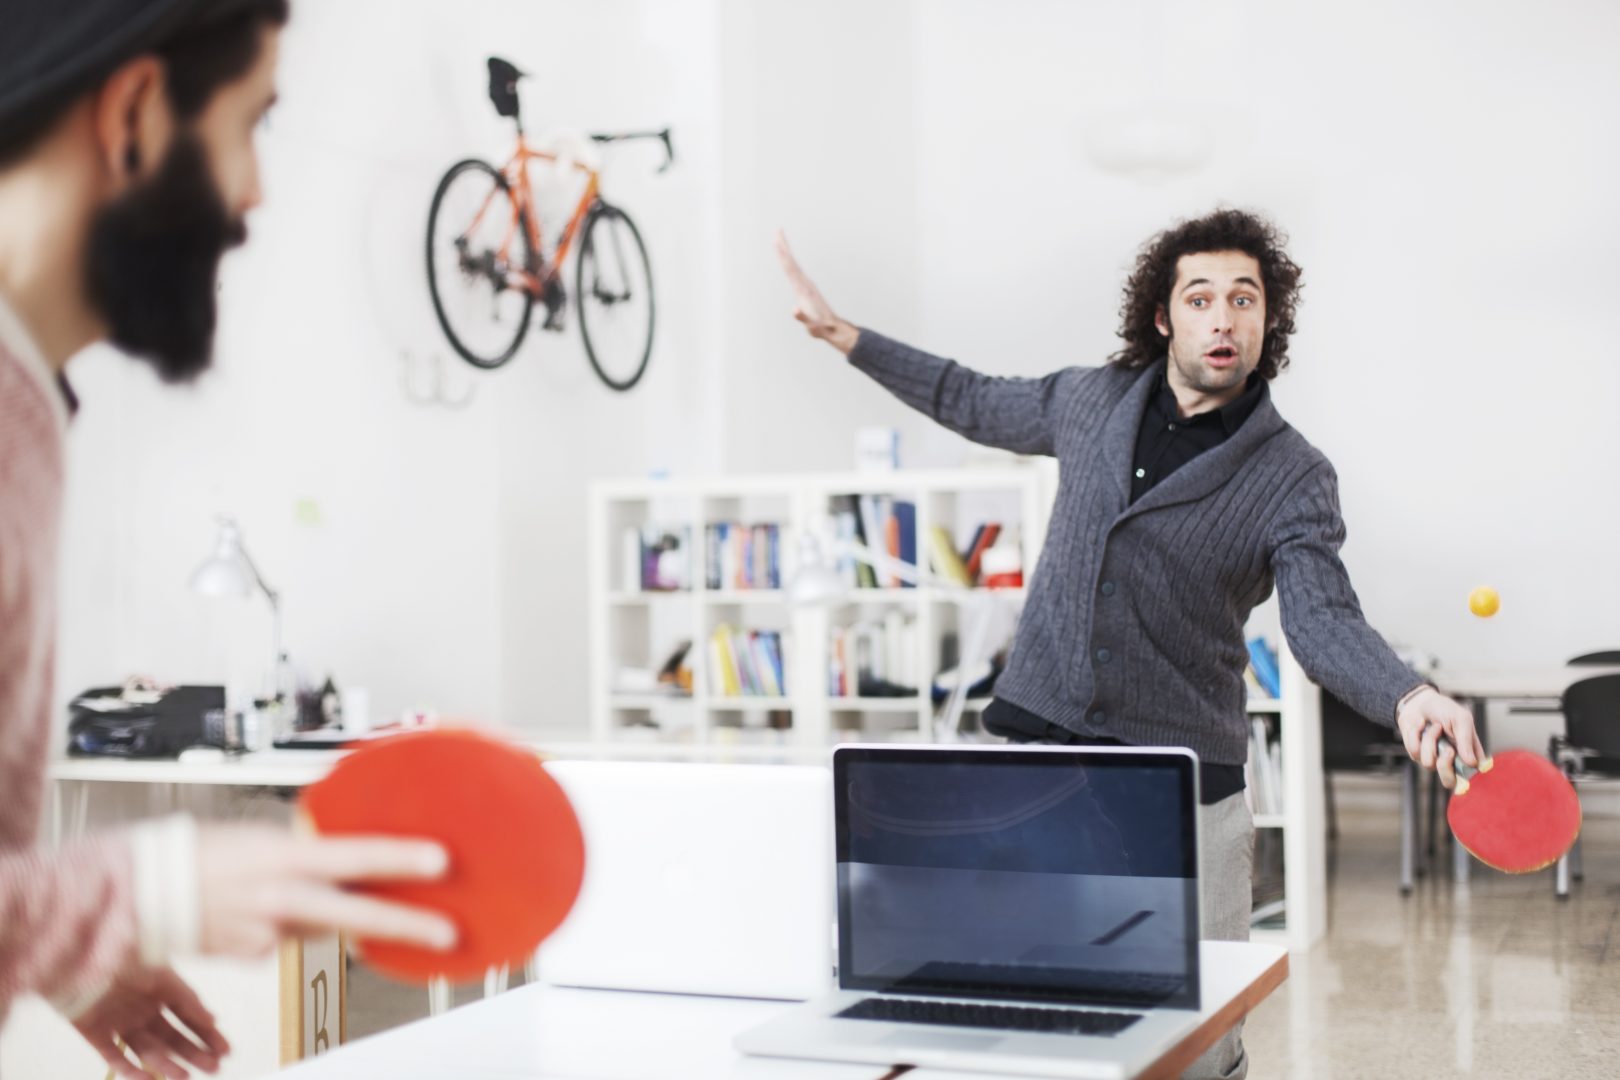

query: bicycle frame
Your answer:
[460,137,600,299]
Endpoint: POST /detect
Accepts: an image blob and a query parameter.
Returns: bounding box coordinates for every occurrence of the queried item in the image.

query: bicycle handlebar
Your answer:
[589,128,675,173]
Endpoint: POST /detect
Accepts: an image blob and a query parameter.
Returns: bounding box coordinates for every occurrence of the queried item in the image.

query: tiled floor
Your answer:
[1242,807,1620,1079]
[345,805,1620,1078]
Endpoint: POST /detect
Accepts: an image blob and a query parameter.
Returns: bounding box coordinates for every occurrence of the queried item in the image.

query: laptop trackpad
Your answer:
[878,1030,1002,1052]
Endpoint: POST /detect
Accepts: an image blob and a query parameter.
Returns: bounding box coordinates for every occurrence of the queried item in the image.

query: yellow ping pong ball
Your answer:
[1468,586,1500,618]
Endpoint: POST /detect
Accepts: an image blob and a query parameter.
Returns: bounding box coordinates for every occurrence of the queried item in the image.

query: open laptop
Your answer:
[537,759,834,1000]
[736,744,1202,1079]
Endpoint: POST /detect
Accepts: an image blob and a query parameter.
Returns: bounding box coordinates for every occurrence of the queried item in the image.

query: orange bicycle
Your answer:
[426,57,671,390]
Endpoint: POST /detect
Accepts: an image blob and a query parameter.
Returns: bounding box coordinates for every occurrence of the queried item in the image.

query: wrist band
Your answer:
[1395,683,1434,715]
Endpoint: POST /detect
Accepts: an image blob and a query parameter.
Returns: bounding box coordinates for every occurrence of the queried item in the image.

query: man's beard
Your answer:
[1168,335,1252,394]
[85,134,246,383]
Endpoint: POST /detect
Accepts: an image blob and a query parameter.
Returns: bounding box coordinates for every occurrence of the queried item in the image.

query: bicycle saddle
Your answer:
[487,56,526,119]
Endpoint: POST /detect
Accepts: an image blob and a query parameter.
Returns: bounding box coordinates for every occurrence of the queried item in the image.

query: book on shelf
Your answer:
[704,522,783,591]
[926,526,973,587]
[1243,664,1268,699]
[891,501,916,588]
[707,625,788,699]
[1247,713,1284,815]
[831,495,878,589]
[961,523,1002,583]
[829,614,918,698]
[827,495,922,589]
[857,495,885,579]
[1246,636,1281,698]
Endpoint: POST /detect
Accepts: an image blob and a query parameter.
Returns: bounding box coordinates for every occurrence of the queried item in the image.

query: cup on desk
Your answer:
[341,687,372,734]
[204,707,246,751]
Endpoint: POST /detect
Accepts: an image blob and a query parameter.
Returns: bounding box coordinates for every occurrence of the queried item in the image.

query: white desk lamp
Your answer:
[789,533,1001,741]
[190,516,285,702]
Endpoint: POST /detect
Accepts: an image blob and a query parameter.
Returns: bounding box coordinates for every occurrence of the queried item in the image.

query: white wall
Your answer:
[57,0,726,731]
[721,0,1620,669]
[54,0,1620,739]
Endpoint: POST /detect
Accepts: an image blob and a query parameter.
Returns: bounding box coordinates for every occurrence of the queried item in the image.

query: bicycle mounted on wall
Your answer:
[426,57,671,391]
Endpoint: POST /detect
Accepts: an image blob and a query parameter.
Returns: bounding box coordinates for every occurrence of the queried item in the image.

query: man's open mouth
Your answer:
[1206,346,1237,363]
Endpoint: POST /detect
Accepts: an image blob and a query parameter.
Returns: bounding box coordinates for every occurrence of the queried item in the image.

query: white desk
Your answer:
[273,941,1287,1080]
[42,741,848,1066]
[45,741,838,842]
[1432,665,1620,702]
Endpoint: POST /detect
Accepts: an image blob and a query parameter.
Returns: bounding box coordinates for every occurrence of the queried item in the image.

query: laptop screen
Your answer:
[834,745,1200,1011]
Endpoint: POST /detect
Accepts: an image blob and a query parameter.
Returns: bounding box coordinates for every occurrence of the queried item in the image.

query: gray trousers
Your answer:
[1185,792,1256,1080]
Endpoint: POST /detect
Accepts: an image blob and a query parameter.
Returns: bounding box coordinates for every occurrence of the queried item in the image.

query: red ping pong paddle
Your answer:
[1441,740,1580,873]
[299,728,585,983]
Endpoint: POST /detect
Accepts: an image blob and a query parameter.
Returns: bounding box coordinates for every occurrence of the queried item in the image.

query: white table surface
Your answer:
[45,739,841,787]
[47,748,346,786]
[273,941,1286,1080]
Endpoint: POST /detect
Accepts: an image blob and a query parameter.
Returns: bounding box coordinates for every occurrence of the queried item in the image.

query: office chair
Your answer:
[1569,650,1620,666]
[1549,673,1620,898]
[1319,690,1423,892]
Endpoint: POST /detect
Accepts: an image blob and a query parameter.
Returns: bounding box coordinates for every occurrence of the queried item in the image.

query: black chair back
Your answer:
[1321,690,1405,770]
[1561,673,1620,772]
[1570,650,1620,666]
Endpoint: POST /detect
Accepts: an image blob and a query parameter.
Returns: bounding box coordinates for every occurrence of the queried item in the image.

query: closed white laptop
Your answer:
[537,759,834,1000]
[735,744,1203,1079]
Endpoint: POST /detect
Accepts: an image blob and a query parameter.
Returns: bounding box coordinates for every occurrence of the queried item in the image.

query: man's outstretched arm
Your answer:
[777,231,1071,457]
[1270,462,1485,788]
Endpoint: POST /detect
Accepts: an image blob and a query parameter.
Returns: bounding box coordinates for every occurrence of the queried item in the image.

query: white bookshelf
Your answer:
[588,466,1053,747]
[1246,637,1327,954]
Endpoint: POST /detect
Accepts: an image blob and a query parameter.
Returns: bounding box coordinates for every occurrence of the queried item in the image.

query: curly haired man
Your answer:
[777,209,1482,1079]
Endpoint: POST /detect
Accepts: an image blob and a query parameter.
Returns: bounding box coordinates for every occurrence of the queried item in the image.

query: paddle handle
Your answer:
[1436,733,1491,793]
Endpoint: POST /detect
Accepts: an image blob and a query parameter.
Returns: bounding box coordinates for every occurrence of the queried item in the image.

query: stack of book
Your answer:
[827,496,915,588]
[1246,713,1284,816]
[824,496,1013,591]
[704,522,782,591]
[707,626,787,698]
[926,523,1007,586]
[829,612,919,698]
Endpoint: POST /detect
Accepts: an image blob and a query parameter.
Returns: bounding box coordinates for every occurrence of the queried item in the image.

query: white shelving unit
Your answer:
[588,466,1052,747]
[1247,638,1327,954]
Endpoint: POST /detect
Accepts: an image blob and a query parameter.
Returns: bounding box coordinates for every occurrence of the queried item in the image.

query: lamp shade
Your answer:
[189,519,254,599]
[786,533,847,608]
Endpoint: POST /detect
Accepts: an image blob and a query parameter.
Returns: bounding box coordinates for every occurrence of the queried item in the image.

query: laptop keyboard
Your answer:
[892,961,1187,1005]
[837,997,1142,1037]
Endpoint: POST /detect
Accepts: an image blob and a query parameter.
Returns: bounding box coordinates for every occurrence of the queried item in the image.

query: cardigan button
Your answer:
[1096,648,1112,663]
[1092,710,1107,726]
[1100,582,1116,597]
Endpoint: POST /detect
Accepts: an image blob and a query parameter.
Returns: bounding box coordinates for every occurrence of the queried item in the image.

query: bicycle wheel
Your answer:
[426,158,535,369]
[575,202,654,391]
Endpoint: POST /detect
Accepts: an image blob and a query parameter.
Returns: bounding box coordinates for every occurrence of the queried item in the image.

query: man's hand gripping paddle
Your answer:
[300,729,585,983]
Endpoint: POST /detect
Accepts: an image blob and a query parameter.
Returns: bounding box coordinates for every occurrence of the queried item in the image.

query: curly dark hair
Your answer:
[1108,208,1303,379]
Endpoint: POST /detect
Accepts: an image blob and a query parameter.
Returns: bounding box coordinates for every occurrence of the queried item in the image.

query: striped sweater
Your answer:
[849,330,1422,766]
[0,298,193,1025]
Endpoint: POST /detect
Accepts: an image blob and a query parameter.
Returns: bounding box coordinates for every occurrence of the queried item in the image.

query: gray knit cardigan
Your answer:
[849,329,1423,767]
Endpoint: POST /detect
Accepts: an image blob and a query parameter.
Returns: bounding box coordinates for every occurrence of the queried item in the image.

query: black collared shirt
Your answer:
[1130,367,1264,504]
